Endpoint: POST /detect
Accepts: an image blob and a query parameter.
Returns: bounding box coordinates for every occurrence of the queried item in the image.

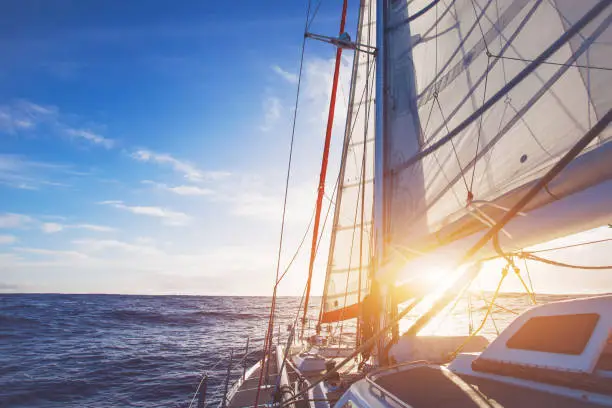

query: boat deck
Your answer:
[374,365,609,407]
[226,349,365,408]
[227,354,279,408]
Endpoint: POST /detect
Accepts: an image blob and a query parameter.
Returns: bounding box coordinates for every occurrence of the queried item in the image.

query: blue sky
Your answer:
[1,1,610,295]
[1,0,362,295]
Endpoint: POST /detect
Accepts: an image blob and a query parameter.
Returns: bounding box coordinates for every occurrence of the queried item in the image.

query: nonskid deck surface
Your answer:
[375,366,608,407]
[227,355,279,408]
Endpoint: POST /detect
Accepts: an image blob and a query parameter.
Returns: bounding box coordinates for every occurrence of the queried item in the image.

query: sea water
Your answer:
[0,293,575,407]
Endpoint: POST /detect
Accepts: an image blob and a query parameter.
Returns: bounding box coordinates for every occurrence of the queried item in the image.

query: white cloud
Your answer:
[301,56,351,126]
[131,149,230,182]
[0,100,113,149]
[0,235,17,244]
[72,239,162,256]
[41,222,63,233]
[74,224,115,232]
[143,180,214,196]
[167,185,214,196]
[272,65,298,84]
[260,96,282,132]
[40,222,113,234]
[0,154,75,190]
[15,247,88,259]
[100,200,191,226]
[1,239,280,295]
[65,128,114,149]
[0,101,57,133]
[0,213,33,228]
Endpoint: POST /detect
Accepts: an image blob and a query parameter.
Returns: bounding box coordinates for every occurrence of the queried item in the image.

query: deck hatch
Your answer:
[506,313,600,355]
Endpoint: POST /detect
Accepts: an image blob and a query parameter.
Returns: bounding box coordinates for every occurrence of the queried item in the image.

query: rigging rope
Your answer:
[493,236,537,305]
[449,263,509,360]
[317,47,377,328]
[527,237,612,254]
[330,54,377,345]
[404,106,612,338]
[301,0,349,338]
[520,252,612,270]
[468,0,492,197]
[254,1,312,405]
[522,257,537,304]
[275,170,340,400]
[468,52,490,198]
[392,0,611,175]
[306,0,324,31]
[280,298,424,407]
[434,95,470,193]
[276,207,316,286]
[477,292,519,315]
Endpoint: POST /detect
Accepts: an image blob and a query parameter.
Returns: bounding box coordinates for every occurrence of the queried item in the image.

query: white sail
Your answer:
[378,0,612,282]
[320,0,377,323]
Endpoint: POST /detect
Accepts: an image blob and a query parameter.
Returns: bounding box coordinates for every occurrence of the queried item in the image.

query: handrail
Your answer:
[188,336,257,408]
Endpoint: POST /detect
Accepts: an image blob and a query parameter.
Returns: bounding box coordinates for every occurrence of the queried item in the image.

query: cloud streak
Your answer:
[0,154,76,190]
[260,96,282,132]
[65,128,114,149]
[14,247,88,259]
[0,235,17,244]
[0,100,113,149]
[0,213,34,229]
[40,222,115,234]
[272,65,298,84]
[100,200,191,226]
[131,149,230,182]
[142,180,214,196]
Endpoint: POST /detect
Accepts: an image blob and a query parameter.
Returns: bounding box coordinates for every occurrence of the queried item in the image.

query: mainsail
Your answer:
[378,0,612,282]
[319,0,612,322]
[319,0,377,323]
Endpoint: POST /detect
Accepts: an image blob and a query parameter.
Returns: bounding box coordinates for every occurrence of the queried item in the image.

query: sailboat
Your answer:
[207,0,612,406]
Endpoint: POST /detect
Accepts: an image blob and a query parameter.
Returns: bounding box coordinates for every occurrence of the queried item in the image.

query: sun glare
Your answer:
[397,265,468,335]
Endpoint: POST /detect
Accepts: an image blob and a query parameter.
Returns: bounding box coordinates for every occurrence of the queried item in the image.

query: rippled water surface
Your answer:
[0,293,576,407]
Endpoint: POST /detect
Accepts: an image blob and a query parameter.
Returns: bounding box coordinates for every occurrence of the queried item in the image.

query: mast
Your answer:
[373,0,388,362]
[301,0,349,338]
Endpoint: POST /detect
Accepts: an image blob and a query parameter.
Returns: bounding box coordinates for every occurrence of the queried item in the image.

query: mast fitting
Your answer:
[305,32,377,55]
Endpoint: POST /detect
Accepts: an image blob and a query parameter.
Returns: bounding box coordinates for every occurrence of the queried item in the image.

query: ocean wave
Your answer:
[105,309,172,324]
[102,309,260,326]
[188,310,260,320]
[0,313,37,326]
[1,293,573,408]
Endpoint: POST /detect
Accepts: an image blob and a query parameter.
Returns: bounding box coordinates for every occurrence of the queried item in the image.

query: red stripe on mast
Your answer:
[301,0,349,338]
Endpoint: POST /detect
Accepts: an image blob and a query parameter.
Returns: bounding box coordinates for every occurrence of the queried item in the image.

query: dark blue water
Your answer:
[0,295,312,408]
[0,293,572,407]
